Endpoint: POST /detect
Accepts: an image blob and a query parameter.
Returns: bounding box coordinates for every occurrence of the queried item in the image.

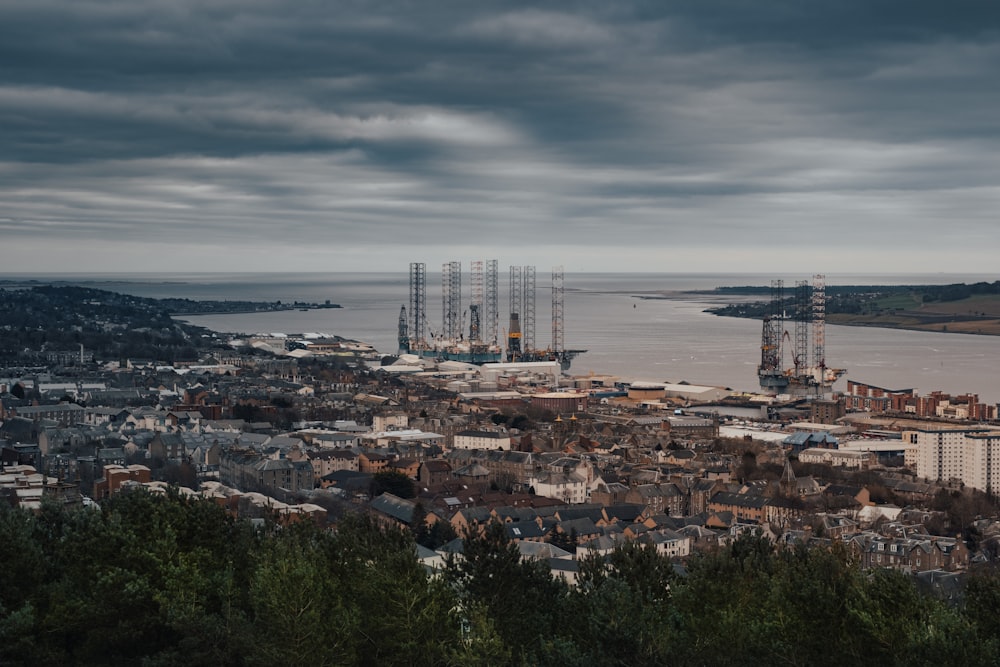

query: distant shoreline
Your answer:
[170,304,342,316]
[664,286,1000,338]
[821,314,1000,337]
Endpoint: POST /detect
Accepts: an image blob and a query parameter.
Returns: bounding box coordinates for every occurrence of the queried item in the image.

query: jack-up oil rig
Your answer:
[758,274,845,397]
[398,260,585,370]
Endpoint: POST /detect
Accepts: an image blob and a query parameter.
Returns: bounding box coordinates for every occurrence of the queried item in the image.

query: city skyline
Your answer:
[2,1,998,273]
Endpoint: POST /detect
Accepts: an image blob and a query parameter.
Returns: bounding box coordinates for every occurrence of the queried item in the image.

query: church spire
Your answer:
[780,457,797,496]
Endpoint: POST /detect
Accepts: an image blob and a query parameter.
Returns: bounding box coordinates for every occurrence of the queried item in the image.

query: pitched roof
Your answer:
[506,522,549,540]
[555,507,604,523]
[370,492,416,524]
[710,491,769,509]
[558,517,599,535]
[602,504,645,523]
[517,541,571,560]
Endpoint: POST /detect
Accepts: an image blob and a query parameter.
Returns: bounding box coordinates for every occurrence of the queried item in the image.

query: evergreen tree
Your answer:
[447,521,571,665]
[2,488,1000,665]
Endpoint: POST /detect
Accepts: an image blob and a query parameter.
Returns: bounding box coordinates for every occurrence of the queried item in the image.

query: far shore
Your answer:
[635,290,1000,338]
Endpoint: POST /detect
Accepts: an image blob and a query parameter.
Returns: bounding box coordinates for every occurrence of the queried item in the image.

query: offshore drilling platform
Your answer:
[758,274,845,398]
[398,260,585,370]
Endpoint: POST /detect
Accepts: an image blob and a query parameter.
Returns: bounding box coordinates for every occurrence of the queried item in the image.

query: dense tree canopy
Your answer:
[1,491,999,666]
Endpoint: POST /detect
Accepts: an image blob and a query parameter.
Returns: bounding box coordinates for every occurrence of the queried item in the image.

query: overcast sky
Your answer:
[1,1,998,274]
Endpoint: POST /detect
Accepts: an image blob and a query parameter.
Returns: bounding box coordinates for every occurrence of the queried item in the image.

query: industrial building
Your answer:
[839,439,919,467]
[662,383,733,404]
[398,261,585,370]
[530,391,590,415]
[797,448,874,470]
[757,275,845,398]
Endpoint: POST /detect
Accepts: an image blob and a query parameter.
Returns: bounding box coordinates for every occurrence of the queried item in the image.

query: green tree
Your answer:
[33,498,167,664]
[447,521,570,665]
[410,501,429,544]
[412,508,457,550]
[26,489,261,666]
[570,540,676,665]
[509,414,530,431]
[248,534,355,666]
[549,527,578,554]
[0,505,44,664]
[962,569,1000,660]
[671,531,776,665]
[323,514,461,666]
[762,544,866,666]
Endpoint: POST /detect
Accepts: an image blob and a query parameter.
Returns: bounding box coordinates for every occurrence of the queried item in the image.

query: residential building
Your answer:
[419,460,454,486]
[844,382,915,413]
[483,450,539,488]
[220,448,314,494]
[373,412,409,432]
[530,471,588,504]
[640,529,691,559]
[963,432,1000,494]
[389,458,420,479]
[708,491,769,524]
[10,403,85,427]
[359,452,391,474]
[625,483,686,517]
[452,429,512,451]
[850,533,969,573]
[149,433,187,464]
[810,398,846,424]
[93,464,152,499]
[907,428,999,492]
[308,449,360,481]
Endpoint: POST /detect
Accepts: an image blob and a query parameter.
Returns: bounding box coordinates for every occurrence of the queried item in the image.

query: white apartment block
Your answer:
[529,472,588,504]
[963,432,1000,494]
[452,429,512,451]
[908,428,1000,493]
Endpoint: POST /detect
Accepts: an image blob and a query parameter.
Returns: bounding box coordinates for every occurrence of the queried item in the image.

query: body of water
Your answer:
[6,272,998,403]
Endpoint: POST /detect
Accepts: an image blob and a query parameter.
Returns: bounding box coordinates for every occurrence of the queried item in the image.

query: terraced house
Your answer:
[850,533,969,572]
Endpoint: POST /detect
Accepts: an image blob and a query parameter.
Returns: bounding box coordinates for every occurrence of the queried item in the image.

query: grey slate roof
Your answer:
[370,492,416,524]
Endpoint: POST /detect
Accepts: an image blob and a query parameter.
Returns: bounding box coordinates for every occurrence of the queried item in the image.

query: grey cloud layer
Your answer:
[1,1,998,271]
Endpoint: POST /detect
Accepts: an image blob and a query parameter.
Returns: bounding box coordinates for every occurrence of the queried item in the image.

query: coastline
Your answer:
[669,289,1000,338]
[824,315,1000,337]
[166,279,1000,404]
[170,304,342,316]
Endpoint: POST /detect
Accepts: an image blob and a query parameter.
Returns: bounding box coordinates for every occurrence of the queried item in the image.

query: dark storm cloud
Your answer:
[1,1,999,271]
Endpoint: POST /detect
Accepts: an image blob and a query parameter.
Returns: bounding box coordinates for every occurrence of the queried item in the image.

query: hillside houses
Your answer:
[3,344,999,582]
[308,449,360,480]
[219,448,314,494]
[849,532,969,572]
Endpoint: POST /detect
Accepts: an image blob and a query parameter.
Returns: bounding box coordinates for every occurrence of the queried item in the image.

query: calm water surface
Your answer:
[6,272,998,403]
